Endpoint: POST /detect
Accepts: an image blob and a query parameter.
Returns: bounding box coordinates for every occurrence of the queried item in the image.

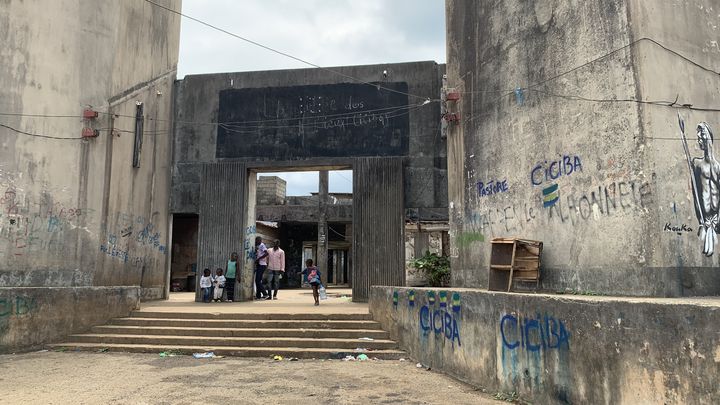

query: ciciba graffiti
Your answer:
[420,303,461,347]
[500,313,570,352]
[530,155,582,186]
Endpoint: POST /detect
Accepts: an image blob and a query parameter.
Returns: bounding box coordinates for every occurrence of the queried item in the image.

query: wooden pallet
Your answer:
[489,238,543,292]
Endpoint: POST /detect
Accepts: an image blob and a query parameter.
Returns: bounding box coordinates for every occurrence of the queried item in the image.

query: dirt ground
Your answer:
[0,351,497,405]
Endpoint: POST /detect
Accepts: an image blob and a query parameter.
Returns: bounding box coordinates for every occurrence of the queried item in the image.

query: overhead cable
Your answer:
[144,0,433,102]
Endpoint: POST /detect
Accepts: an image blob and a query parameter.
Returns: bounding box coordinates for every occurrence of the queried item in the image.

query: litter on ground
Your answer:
[192,352,217,359]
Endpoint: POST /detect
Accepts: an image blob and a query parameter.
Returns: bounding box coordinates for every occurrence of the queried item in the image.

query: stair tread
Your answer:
[131,311,372,319]
[95,325,386,333]
[116,317,379,323]
[49,342,404,354]
[69,333,396,344]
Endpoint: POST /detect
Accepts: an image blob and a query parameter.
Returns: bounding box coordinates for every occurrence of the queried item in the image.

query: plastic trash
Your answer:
[289,357,299,361]
[357,354,369,361]
[192,352,216,359]
[273,355,283,361]
[399,358,406,362]
[342,355,356,361]
[319,286,328,300]
[416,363,423,368]
[358,337,374,341]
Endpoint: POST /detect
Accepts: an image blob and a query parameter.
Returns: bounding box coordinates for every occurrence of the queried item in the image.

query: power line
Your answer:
[144,0,433,102]
[217,103,427,134]
[0,112,83,119]
[0,123,85,140]
[458,37,720,94]
[527,89,720,112]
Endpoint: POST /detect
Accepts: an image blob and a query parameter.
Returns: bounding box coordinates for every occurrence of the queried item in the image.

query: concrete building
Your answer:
[365,2,720,405]
[445,0,720,297]
[0,0,181,351]
[170,61,447,301]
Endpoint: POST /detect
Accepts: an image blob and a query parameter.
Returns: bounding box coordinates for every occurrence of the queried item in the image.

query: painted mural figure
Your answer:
[680,116,719,257]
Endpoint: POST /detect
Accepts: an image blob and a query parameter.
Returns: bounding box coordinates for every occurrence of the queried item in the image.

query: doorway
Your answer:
[169,214,198,293]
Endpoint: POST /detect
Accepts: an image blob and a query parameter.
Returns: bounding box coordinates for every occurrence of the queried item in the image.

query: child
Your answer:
[213,268,226,302]
[200,268,213,303]
[302,259,322,306]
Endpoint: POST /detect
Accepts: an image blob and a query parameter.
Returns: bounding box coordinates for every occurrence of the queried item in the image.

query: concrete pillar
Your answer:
[318,170,329,285]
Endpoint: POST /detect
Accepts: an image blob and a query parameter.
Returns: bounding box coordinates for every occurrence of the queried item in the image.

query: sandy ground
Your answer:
[0,351,496,405]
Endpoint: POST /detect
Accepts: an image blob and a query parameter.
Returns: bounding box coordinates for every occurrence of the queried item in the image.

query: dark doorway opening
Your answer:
[169,214,198,293]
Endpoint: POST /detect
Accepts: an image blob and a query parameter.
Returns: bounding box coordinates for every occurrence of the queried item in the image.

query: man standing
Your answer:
[254,236,269,299]
[265,239,285,300]
[682,118,719,257]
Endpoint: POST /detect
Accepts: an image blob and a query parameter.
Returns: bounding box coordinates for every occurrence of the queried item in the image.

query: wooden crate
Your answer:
[489,238,543,292]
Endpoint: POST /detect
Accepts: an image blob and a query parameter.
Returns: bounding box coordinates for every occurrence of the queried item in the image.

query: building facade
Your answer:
[446,0,720,297]
[0,0,181,351]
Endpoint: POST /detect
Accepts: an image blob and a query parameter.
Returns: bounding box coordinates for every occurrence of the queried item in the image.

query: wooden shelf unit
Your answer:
[489,238,543,292]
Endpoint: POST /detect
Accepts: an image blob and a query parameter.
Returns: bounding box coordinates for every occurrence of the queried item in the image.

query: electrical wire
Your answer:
[217,103,427,134]
[527,89,720,112]
[0,123,85,140]
[458,37,720,94]
[0,112,84,119]
[144,0,433,102]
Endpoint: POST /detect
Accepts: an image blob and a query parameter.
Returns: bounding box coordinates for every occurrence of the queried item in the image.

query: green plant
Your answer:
[411,251,450,287]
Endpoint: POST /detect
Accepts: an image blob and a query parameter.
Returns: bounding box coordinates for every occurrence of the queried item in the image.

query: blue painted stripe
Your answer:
[542,183,558,195]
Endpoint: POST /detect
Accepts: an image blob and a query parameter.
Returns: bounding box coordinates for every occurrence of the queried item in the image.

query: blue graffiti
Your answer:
[531,155,582,186]
[500,313,570,352]
[419,292,461,348]
[477,179,509,197]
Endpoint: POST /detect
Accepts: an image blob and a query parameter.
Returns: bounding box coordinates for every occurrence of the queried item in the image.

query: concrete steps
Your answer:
[91,325,390,339]
[51,310,403,359]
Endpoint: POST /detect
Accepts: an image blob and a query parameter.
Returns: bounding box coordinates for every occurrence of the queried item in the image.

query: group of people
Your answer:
[253,237,286,300]
[199,251,241,303]
[199,237,323,305]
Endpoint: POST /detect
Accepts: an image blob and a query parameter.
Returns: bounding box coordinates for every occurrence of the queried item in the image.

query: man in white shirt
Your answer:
[264,239,285,300]
[254,236,269,299]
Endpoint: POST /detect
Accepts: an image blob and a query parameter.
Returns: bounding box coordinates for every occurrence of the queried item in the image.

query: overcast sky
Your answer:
[176,0,446,195]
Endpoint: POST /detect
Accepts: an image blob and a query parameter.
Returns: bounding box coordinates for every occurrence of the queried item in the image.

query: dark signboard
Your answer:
[216,82,410,159]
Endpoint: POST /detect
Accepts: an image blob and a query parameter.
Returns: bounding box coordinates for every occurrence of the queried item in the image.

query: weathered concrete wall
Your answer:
[445,0,720,296]
[171,61,447,221]
[371,286,720,404]
[0,0,181,349]
[0,287,139,352]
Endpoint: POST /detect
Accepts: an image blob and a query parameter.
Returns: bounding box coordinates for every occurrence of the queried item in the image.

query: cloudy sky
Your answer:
[176,0,446,195]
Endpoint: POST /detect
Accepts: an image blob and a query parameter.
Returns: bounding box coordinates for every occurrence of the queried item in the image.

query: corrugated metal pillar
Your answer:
[196,162,247,302]
[352,157,405,302]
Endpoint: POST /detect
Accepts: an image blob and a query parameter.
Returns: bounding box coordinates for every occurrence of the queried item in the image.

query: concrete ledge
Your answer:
[0,286,140,353]
[370,286,720,404]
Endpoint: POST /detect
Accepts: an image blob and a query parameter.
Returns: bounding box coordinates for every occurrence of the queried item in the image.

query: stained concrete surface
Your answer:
[0,352,496,405]
[151,289,368,314]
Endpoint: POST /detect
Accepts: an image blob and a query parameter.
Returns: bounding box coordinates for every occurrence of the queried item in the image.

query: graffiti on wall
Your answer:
[419,290,462,348]
[0,296,35,318]
[465,176,653,235]
[0,184,89,257]
[244,225,257,262]
[500,312,570,353]
[530,155,582,186]
[477,179,509,198]
[679,116,718,257]
[100,211,167,266]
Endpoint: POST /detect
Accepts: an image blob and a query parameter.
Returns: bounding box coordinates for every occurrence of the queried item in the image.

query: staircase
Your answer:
[50,310,404,359]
